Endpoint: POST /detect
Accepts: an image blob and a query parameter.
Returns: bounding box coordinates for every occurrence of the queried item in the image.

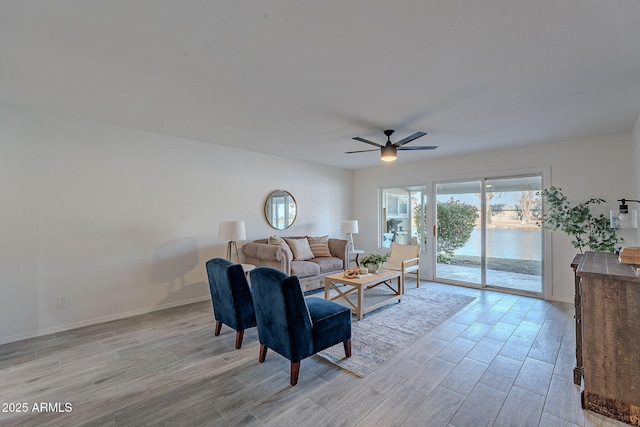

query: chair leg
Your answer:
[214,321,222,336]
[344,339,352,358]
[416,269,420,288]
[235,330,244,349]
[290,362,301,386]
[259,344,268,363]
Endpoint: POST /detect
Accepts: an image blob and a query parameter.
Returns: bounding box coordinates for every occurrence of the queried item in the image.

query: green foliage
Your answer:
[537,186,620,253]
[437,198,478,262]
[360,253,389,268]
[413,203,427,246]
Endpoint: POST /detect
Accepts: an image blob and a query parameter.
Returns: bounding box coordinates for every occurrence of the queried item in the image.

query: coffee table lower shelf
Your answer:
[324,270,402,320]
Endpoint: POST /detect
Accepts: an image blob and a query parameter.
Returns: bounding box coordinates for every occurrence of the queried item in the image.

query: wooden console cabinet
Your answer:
[575,251,640,425]
[570,254,583,386]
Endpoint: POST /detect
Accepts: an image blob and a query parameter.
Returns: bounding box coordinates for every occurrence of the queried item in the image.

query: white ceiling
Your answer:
[1,1,639,170]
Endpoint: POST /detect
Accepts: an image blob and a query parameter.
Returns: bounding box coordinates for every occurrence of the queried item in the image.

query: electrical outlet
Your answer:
[57,295,68,308]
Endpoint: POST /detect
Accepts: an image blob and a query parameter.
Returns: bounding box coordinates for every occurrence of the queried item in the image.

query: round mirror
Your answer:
[264,190,297,230]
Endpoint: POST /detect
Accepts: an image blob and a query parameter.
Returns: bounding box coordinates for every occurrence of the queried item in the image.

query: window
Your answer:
[434,174,543,294]
[398,196,409,216]
[385,194,409,218]
[380,187,426,249]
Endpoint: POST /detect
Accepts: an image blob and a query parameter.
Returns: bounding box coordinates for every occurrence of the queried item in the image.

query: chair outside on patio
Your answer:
[384,242,420,294]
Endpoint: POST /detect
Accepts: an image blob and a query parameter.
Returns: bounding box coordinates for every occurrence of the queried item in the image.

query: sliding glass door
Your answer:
[485,176,542,293]
[435,181,483,285]
[435,175,543,294]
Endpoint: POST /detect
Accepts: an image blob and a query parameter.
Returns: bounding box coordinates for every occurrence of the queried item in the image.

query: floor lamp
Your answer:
[218,221,246,263]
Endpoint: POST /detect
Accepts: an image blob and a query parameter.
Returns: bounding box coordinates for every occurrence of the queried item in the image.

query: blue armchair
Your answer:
[250,267,352,386]
[205,258,257,349]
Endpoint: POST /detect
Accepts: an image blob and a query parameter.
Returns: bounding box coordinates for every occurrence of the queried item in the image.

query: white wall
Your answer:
[2,100,635,344]
[633,113,640,245]
[353,132,634,303]
[0,103,354,344]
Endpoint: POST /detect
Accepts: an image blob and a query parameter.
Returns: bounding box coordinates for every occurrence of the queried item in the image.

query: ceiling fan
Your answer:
[345,129,437,162]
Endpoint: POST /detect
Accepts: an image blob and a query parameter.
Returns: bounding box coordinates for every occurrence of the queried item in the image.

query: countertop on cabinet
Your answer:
[576,251,640,280]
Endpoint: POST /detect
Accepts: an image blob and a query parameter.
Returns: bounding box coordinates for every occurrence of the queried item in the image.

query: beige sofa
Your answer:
[242,236,351,292]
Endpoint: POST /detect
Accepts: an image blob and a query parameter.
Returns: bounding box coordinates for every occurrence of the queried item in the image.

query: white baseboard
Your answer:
[548,295,573,304]
[0,296,211,346]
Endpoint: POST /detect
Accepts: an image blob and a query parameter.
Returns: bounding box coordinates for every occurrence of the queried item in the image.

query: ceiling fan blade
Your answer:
[397,146,438,150]
[353,137,383,148]
[394,132,427,147]
[345,148,380,154]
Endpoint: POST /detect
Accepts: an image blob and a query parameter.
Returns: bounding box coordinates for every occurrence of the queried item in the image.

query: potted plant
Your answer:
[537,186,621,254]
[360,253,389,273]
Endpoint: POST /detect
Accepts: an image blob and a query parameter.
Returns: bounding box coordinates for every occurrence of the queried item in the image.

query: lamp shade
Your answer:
[380,145,397,161]
[610,209,638,229]
[341,220,359,234]
[218,221,246,241]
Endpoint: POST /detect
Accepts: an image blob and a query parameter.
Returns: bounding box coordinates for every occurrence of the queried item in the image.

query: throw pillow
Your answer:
[307,235,332,257]
[268,235,293,260]
[284,237,315,261]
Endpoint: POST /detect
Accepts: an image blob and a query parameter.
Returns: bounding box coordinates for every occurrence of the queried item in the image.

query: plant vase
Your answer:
[360,253,389,275]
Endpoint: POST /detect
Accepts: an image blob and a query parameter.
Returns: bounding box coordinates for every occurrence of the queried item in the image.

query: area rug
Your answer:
[316,286,475,377]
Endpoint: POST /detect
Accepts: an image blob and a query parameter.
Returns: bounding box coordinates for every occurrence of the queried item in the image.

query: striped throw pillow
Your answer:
[307,235,332,257]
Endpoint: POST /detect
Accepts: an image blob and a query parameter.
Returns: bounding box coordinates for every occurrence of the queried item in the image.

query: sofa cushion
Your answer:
[309,256,343,273]
[291,260,321,278]
[268,235,293,260]
[285,237,315,261]
[307,235,332,257]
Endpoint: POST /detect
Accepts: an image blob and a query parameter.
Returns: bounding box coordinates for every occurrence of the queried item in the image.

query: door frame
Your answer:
[429,167,551,299]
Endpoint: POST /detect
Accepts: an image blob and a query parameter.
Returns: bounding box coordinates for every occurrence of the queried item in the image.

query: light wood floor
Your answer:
[0,282,630,427]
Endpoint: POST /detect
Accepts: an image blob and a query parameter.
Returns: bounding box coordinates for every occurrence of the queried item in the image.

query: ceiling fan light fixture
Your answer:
[348,129,434,161]
[380,144,397,161]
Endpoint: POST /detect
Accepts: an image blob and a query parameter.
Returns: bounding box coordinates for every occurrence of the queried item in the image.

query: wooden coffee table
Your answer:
[324,269,402,320]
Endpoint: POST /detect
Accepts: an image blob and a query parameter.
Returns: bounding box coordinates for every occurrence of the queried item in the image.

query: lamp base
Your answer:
[347,233,355,250]
[226,241,240,263]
